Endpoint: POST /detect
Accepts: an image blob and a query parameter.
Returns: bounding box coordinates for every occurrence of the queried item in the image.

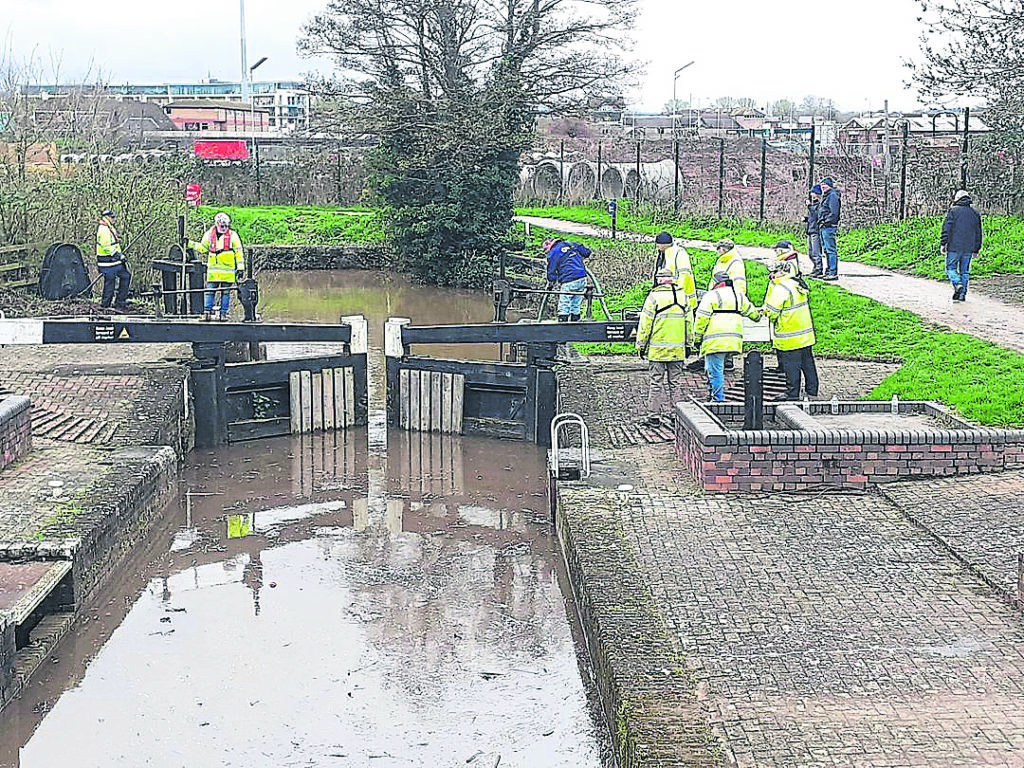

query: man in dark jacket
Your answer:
[818,177,841,280]
[940,190,983,302]
[543,237,591,321]
[805,185,823,277]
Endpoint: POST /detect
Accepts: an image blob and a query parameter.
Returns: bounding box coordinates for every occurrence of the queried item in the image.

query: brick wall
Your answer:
[676,401,1024,493]
[0,397,32,471]
[0,616,13,705]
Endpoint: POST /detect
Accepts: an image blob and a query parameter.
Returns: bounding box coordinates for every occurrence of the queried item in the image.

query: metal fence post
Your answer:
[899,122,909,220]
[558,139,565,205]
[961,107,970,190]
[673,140,680,213]
[759,137,767,221]
[254,139,262,205]
[596,141,602,200]
[717,138,725,219]
[635,141,641,201]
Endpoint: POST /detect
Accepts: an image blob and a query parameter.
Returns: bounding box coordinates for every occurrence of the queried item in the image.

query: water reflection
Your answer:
[2,430,608,767]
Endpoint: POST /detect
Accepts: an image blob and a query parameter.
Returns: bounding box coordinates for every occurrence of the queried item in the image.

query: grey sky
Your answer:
[3,0,933,112]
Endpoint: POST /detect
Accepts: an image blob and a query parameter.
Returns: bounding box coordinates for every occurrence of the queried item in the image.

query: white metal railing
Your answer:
[549,412,591,480]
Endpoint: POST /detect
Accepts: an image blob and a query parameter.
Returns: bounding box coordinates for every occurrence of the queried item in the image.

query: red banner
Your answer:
[193,140,249,160]
[185,184,201,206]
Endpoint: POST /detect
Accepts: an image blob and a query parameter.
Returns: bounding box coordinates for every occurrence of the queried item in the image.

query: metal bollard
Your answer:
[238,278,259,323]
[743,351,763,430]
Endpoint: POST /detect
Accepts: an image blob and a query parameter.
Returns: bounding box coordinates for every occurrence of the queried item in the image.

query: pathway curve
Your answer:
[517,215,1024,354]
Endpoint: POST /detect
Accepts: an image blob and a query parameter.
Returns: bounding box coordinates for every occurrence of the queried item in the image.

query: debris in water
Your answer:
[159,617,172,623]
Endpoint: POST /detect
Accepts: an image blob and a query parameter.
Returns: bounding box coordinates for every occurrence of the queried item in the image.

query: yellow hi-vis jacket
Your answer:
[96,219,123,267]
[657,245,698,312]
[693,283,761,356]
[708,248,747,296]
[192,227,245,282]
[763,275,816,351]
[636,283,693,361]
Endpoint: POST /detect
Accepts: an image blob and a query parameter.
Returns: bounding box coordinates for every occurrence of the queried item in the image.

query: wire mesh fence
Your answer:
[520,129,1022,226]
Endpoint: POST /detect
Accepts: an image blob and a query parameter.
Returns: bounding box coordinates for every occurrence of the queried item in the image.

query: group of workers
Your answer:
[95,210,245,321]
[634,232,819,421]
[542,226,819,421]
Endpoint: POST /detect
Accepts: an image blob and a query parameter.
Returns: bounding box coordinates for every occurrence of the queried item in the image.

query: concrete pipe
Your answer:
[599,167,624,198]
[531,162,562,200]
[566,162,596,201]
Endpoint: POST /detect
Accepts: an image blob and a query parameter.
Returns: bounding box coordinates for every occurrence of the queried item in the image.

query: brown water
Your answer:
[0,271,611,767]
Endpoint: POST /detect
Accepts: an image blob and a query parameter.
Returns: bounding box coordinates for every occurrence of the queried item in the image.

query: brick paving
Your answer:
[559,443,1024,766]
[880,470,1024,602]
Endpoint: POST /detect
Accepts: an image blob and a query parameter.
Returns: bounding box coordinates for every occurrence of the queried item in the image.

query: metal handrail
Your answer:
[549,412,591,479]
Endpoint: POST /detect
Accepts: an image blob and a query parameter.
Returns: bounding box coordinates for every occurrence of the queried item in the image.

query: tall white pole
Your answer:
[239,0,249,103]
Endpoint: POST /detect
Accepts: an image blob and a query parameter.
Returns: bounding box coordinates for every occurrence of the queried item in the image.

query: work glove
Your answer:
[236,270,245,282]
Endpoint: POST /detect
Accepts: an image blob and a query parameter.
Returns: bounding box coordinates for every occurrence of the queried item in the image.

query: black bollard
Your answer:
[743,350,764,430]
[238,278,260,323]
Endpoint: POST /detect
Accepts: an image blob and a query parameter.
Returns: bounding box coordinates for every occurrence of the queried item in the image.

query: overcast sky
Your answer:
[2,0,934,113]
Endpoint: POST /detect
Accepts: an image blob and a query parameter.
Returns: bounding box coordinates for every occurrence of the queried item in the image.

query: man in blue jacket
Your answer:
[543,237,592,322]
[818,177,841,280]
[940,190,983,302]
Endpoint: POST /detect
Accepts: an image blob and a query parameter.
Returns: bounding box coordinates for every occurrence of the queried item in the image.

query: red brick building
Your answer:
[164,100,269,132]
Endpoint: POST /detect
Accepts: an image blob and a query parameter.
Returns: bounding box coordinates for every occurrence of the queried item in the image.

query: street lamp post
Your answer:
[249,56,268,132]
[672,61,695,136]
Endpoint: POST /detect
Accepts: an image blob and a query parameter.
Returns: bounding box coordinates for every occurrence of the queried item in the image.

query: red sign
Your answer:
[193,140,249,160]
[185,184,201,207]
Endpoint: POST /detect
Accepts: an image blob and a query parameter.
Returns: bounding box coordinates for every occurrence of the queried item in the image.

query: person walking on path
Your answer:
[543,237,591,322]
[763,250,819,400]
[192,211,245,321]
[636,266,694,424]
[692,271,761,402]
[940,190,983,302]
[805,185,824,277]
[95,209,131,311]
[818,177,842,280]
[653,231,697,312]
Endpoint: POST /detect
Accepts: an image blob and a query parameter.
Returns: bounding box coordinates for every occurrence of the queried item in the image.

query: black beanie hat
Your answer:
[655,231,673,245]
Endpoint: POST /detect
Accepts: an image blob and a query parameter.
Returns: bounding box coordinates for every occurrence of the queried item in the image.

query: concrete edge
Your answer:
[555,484,724,767]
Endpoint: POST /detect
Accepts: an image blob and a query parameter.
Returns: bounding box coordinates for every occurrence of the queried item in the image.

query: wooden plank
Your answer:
[0,263,26,274]
[299,370,313,433]
[430,371,442,433]
[419,369,431,432]
[332,368,346,429]
[441,373,453,434]
[322,368,336,431]
[452,373,465,434]
[289,371,301,434]
[227,417,292,442]
[2,278,36,289]
[0,241,43,256]
[399,368,410,430]
[409,370,420,432]
[343,367,355,429]
[311,372,324,432]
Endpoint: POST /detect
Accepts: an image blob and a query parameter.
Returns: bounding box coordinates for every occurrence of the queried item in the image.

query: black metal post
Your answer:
[809,123,817,193]
[336,142,343,204]
[743,351,764,430]
[254,140,262,204]
[759,138,767,221]
[673,140,680,213]
[899,121,909,220]
[558,140,565,205]
[961,107,970,190]
[634,141,641,201]
[596,142,602,199]
[717,138,725,219]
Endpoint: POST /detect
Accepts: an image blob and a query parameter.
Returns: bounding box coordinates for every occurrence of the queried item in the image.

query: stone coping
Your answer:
[0,396,30,424]
[677,400,1024,446]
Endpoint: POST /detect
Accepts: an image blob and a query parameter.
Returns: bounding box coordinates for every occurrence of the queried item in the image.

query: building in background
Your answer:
[165,100,269,132]
[22,80,310,133]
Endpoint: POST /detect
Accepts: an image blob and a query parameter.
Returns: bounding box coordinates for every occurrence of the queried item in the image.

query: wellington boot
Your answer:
[570,314,581,322]
[557,315,569,323]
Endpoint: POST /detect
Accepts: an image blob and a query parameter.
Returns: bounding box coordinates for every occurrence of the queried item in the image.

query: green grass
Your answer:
[517,200,1024,279]
[193,205,385,245]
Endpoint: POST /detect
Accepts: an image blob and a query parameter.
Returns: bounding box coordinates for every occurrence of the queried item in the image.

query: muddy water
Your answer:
[0,272,611,767]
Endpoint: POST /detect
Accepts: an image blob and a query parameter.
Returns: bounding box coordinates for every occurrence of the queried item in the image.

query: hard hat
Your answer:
[214,211,231,227]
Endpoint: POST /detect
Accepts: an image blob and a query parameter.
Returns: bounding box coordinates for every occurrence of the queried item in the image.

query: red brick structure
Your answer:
[0,397,31,471]
[675,401,1024,493]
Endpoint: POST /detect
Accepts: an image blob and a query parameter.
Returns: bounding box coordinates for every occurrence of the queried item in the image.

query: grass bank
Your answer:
[193,205,385,245]
[521,222,1024,427]
[517,201,1024,279]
